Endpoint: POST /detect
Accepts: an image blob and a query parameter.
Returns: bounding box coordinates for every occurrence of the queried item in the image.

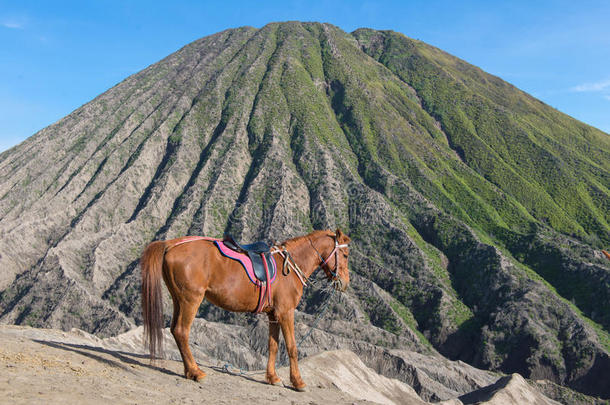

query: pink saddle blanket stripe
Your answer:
[171,236,220,249]
[215,241,276,286]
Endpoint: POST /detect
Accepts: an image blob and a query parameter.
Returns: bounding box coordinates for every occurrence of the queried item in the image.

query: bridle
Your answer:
[271,233,349,287]
[308,235,349,282]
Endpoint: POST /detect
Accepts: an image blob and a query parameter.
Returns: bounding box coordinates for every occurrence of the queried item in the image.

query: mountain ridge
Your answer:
[0,22,608,400]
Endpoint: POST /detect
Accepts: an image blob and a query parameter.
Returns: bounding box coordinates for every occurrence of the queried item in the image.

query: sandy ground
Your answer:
[0,325,565,405]
[0,325,373,405]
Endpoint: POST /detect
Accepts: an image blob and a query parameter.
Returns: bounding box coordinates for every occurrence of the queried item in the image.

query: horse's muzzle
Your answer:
[333,277,349,292]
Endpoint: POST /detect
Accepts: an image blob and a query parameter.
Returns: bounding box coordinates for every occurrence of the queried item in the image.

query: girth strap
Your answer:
[255,281,267,313]
[263,255,272,308]
[254,253,273,314]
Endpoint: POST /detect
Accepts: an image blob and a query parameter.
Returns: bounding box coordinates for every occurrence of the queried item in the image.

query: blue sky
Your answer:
[1,0,609,152]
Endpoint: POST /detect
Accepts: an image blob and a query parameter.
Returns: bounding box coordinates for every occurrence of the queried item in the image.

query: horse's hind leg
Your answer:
[170,292,206,381]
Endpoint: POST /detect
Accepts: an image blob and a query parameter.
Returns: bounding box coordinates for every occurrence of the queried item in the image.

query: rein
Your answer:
[277,284,339,368]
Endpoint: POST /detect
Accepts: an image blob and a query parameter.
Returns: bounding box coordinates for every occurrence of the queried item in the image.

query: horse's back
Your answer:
[163,239,258,312]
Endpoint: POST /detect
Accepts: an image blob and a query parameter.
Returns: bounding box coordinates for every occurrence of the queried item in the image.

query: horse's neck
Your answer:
[289,234,330,278]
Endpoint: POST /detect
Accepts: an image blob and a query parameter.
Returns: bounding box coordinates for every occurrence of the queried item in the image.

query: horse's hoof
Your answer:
[266,376,282,386]
[293,384,307,392]
[187,370,206,382]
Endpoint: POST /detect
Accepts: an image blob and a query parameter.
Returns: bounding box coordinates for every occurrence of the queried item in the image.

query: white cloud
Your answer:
[571,78,610,92]
[1,21,23,29]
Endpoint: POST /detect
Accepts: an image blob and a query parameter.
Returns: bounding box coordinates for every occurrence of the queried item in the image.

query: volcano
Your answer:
[0,22,608,399]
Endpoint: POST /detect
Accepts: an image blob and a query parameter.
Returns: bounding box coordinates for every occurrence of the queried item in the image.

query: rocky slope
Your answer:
[0,21,608,400]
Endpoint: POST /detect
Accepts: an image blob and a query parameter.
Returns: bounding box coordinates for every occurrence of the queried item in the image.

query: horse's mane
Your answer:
[280,229,333,251]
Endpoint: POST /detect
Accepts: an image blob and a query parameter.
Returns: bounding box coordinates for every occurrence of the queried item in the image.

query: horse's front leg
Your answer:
[279,310,306,391]
[266,312,282,385]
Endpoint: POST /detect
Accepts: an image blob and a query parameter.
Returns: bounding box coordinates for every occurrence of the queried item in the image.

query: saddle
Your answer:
[223,235,270,254]
[214,235,277,313]
[221,235,276,283]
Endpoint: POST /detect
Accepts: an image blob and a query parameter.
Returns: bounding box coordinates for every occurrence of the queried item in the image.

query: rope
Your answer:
[219,286,340,374]
[296,288,337,347]
[277,286,338,367]
[220,362,265,376]
[271,246,309,286]
[221,362,248,376]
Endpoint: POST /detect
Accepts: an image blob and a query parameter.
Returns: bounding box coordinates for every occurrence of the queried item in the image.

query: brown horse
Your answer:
[141,229,351,391]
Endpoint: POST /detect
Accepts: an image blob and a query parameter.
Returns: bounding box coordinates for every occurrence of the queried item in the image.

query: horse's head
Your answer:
[315,228,351,292]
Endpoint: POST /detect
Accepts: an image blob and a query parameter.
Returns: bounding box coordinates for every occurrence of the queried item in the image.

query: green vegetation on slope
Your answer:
[352,27,610,333]
[353,28,610,245]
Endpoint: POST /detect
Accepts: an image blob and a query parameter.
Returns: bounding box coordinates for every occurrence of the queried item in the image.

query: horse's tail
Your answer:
[141,240,167,361]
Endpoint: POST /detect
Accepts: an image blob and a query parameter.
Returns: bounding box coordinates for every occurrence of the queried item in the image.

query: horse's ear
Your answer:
[335,228,351,243]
